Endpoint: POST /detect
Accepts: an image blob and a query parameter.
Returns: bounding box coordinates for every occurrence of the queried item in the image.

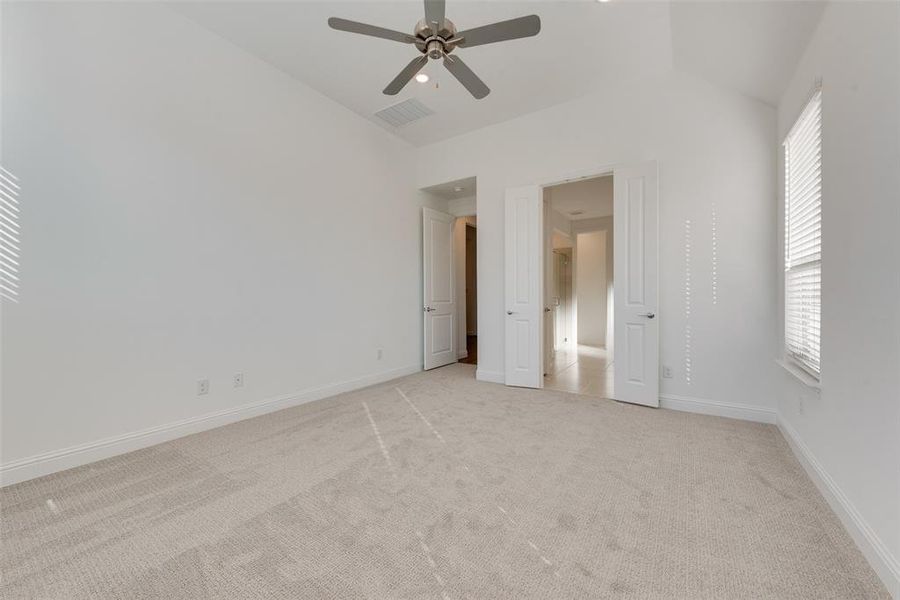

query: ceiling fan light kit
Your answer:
[328,0,541,100]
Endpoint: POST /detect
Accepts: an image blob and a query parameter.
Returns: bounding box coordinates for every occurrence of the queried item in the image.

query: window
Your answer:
[784,88,822,377]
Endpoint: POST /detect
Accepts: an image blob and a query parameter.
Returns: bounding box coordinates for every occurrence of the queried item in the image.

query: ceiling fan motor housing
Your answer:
[414,18,459,58]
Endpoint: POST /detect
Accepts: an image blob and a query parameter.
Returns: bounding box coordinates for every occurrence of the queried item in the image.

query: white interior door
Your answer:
[504,185,543,388]
[423,207,456,370]
[613,161,659,407]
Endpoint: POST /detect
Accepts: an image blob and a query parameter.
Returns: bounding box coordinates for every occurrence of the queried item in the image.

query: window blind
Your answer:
[784,89,822,377]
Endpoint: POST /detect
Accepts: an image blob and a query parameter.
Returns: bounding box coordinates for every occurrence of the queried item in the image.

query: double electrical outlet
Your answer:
[197,373,244,396]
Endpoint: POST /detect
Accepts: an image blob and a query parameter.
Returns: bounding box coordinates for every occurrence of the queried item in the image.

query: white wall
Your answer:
[0,3,428,481]
[575,231,608,347]
[775,3,900,594]
[417,71,778,413]
[573,216,615,353]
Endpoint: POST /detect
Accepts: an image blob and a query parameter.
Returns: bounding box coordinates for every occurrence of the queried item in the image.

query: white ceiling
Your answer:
[422,176,476,200]
[547,176,613,221]
[172,1,824,147]
[670,1,824,106]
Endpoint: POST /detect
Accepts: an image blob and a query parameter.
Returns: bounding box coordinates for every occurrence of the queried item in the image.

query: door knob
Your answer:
[544,307,551,312]
[507,310,517,315]
[639,312,655,319]
[424,306,435,312]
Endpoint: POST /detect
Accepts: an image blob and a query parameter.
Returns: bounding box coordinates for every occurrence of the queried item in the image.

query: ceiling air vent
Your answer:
[374,98,434,128]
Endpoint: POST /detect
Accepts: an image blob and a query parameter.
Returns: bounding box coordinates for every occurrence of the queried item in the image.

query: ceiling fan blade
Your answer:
[328,17,417,44]
[383,55,429,95]
[456,15,541,48]
[424,0,445,29]
[442,55,490,99]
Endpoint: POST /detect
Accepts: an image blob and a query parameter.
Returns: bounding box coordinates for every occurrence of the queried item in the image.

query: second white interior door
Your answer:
[504,185,543,388]
[423,207,457,370]
[612,161,659,407]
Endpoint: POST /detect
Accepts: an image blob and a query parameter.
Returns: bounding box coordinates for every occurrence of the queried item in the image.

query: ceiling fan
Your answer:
[328,0,541,100]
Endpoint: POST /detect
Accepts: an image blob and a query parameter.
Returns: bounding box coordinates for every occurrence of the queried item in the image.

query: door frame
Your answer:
[507,161,659,400]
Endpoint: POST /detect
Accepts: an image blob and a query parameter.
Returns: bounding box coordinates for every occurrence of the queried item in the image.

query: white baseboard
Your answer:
[0,363,422,488]
[475,368,504,384]
[778,416,900,598]
[660,393,776,424]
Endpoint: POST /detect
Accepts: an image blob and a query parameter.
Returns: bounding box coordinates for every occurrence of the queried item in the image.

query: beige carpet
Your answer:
[0,364,889,599]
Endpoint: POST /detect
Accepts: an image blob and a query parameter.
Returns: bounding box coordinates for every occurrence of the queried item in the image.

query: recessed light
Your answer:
[597,0,611,3]
[453,186,463,192]
[415,73,430,83]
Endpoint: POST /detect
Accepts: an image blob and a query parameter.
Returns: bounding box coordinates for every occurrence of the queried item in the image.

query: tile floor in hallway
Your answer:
[544,344,614,398]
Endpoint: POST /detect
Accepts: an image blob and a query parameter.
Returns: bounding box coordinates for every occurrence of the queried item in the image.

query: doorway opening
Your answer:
[420,176,477,372]
[543,175,614,398]
[503,161,658,405]
[459,219,478,365]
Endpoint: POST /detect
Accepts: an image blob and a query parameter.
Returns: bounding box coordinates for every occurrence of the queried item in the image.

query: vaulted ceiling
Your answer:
[172,1,824,147]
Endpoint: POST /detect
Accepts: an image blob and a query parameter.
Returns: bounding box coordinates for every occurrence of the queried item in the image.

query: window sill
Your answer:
[777,359,821,390]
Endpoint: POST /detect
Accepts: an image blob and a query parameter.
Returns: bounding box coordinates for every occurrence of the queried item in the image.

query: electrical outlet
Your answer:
[197,379,209,396]
[233,373,244,388]
[376,348,383,360]
[662,365,673,379]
